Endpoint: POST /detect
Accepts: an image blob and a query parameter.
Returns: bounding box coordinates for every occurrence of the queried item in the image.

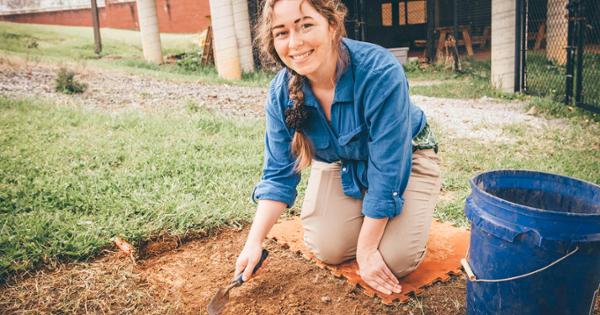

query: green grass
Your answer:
[0,21,273,87]
[432,118,600,226]
[526,96,600,123]
[0,97,270,281]
[405,59,523,101]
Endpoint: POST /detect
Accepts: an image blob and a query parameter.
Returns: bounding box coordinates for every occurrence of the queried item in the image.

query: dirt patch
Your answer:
[1,227,467,314]
[2,226,599,314]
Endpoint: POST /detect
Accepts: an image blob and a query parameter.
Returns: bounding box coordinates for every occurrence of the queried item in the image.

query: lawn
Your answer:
[0,97,268,281]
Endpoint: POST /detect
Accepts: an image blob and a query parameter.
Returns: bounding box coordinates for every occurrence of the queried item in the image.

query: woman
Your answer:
[235,0,441,295]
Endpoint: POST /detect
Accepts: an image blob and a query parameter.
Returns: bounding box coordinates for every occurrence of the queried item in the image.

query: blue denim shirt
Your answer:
[252,38,427,219]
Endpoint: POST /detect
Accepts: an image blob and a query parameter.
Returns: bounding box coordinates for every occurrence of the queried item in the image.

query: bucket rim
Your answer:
[469,169,600,218]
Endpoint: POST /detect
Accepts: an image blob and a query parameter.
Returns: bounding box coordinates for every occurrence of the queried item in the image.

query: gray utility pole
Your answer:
[91,0,102,54]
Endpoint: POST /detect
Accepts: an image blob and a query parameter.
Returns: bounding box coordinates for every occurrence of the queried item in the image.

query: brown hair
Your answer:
[256,0,347,171]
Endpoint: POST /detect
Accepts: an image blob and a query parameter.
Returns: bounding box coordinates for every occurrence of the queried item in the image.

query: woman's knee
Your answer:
[304,230,356,265]
[314,242,352,265]
[381,246,427,278]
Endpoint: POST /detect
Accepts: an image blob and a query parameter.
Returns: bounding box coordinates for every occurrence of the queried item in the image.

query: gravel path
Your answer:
[0,62,267,118]
[0,61,558,143]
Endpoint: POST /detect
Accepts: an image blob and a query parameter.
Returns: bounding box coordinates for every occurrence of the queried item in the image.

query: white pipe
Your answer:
[209,0,242,80]
[136,0,163,64]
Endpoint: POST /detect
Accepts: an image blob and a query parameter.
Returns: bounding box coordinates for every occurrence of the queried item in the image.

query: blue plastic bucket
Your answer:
[463,170,600,315]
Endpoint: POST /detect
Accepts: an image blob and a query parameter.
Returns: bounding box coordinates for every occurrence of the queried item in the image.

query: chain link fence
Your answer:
[525,0,567,100]
[524,0,600,113]
[576,0,600,112]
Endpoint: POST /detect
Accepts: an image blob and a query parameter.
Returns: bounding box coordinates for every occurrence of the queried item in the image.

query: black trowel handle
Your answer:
[235,249,269,284]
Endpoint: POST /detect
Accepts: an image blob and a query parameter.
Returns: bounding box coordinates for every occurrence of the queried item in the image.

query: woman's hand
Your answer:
[356,248,402,295]
[356,216,401,295]
[233,200,286,281]
[234,241,264,282]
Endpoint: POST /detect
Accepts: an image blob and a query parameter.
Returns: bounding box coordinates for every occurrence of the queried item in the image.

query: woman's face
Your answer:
[271,0,337,80]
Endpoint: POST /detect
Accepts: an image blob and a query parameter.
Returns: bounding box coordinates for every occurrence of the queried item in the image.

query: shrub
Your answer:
[54,68,87,94]
[175,52,202,72]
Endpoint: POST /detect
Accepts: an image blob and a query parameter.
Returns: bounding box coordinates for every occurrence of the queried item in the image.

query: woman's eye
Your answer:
[274,31,288,38]
[301,23,314,31]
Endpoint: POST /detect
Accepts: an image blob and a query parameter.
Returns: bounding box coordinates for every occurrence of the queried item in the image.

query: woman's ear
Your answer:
[329,25,337,41]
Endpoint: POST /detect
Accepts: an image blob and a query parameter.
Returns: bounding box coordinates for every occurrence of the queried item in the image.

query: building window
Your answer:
[382,3,393,26]
[399,0,426,25]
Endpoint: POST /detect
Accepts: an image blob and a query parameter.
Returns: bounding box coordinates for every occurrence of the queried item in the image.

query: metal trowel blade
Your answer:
[206,249,268,315]
[207,285,231,315]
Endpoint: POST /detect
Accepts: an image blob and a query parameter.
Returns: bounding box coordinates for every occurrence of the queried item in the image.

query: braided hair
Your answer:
[286,70,312,170]
[256,0,348,171]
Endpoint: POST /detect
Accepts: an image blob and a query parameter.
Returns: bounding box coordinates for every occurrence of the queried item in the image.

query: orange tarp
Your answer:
[268,217,470,304]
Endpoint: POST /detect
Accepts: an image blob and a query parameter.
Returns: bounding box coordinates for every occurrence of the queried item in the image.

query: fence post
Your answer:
[90,0,102,55]
[574,0,585,105]
[514,0,524,92]
[426,0,436,63]
[565,0,576,104]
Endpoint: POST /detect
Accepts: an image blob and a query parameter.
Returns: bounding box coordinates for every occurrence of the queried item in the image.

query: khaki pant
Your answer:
[300,149,442,278]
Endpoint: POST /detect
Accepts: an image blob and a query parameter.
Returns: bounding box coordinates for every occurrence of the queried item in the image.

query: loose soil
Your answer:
[1,58,598,314]
[3,226,597,314]
[0,227,467,314]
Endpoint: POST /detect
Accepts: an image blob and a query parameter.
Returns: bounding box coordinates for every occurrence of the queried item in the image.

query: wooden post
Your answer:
[201,16,215,66]
[91,0,102,54]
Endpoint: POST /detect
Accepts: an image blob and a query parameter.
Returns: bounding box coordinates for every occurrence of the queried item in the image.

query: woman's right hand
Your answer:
[234,241,264,282]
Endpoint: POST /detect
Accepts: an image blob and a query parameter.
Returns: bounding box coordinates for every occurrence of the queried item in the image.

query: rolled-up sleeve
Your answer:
[361,65,412,219]
[251,81,300,208]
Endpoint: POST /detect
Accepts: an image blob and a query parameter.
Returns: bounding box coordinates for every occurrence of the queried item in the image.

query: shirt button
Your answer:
[392,192,399,196]
[342,167,347,172]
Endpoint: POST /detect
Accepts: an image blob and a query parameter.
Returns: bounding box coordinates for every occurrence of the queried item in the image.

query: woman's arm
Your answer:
[357,217,402,294]
[246,200,287,245]
[235,199,287,281]
[357,217,387,254]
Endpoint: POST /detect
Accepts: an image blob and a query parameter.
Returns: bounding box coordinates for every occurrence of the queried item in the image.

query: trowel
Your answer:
[207,249,269,315]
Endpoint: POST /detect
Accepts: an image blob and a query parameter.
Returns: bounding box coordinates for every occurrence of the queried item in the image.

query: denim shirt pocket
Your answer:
[338,123,368,160]
[312,134,330,150]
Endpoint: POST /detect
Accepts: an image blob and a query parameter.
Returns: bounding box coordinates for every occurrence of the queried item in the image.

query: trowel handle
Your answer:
[235,249,269,284]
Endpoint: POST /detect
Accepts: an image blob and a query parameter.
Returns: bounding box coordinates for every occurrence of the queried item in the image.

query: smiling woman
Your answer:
[271,2,338,83]
[233,0,442,297]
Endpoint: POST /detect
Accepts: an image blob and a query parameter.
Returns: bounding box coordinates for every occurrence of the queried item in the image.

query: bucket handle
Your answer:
[461,246,579,283]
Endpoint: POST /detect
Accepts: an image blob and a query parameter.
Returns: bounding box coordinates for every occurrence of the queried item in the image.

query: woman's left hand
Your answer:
[356,248,402,295]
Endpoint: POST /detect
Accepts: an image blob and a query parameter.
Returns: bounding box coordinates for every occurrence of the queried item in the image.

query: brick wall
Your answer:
[0,0,210,33]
